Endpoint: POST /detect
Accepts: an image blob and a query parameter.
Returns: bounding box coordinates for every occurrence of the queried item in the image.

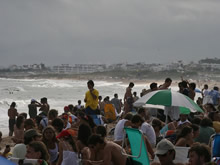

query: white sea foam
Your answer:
[0,78,202,136]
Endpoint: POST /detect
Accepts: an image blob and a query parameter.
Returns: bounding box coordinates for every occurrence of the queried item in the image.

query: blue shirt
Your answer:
[208,90,220,105]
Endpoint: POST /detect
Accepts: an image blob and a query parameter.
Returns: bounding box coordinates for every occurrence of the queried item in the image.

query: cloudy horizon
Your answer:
[1,0,220,67]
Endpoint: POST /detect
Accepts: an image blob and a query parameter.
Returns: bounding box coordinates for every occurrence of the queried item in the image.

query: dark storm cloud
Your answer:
[0,0,220,67]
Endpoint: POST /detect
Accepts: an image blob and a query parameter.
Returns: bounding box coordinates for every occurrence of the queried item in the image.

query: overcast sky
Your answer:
[1,0,220,67]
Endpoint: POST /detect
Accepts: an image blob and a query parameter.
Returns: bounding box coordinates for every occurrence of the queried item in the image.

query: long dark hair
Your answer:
[77,123,92,146]
[176,126,192,144]
[16,115,24,129]
[42,126,58,147]
[64,135,77,152]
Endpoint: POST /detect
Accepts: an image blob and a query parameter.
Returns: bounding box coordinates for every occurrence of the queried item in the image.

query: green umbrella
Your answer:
[134,89,203,113]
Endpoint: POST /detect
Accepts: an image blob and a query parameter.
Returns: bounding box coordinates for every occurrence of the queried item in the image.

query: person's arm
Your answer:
[175,138,186,147]
[57,142,63,165]
[90,89,97,100]
[143,136,155,159]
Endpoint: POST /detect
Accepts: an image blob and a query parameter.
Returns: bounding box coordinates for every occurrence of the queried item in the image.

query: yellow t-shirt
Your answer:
[85,89,99,110]
[104,103,116,121]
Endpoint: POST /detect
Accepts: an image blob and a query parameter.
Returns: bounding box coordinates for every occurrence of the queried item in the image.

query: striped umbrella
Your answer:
[133,89,204,114]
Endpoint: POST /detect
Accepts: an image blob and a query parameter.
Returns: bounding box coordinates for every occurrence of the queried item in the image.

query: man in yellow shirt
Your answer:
[84,80,99,115]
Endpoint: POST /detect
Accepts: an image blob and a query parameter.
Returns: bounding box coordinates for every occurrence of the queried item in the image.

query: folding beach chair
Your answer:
[122,127,150,165]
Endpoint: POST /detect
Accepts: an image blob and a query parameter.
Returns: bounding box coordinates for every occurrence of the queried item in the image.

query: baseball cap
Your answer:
[155,139,175,155]
[24,129,41,139]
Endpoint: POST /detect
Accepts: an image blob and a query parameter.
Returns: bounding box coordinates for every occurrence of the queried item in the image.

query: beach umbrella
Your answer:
[133,89,204,114]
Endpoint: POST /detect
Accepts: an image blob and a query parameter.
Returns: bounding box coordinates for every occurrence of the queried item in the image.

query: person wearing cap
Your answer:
[28,99,41,119]
[84,80,99,115]
[151,139,184,165]
[12,129,42,159]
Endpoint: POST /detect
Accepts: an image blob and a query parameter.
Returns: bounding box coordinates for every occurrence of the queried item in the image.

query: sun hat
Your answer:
[155,139,175,155]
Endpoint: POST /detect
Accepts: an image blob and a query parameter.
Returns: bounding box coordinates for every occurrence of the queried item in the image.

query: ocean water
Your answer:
[0,78,201,136]
[0,78,147,136]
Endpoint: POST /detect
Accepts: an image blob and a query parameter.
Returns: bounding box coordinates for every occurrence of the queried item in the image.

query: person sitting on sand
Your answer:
[24,118,36,131]
[12,115,25,144]
[8,102,18,136]
[175,126,194,147]
[42,126,59,165]
[114,112,133,145]
[151,139,184,165]
[56,129,78,165]
[26,141,50,165]
[12,129,42,159]
[87,134,127,165]
[0,131,11,158]
[39,109,58,132]
[187,143,211,165]
[76,123,92,162]
[131,114,155,159]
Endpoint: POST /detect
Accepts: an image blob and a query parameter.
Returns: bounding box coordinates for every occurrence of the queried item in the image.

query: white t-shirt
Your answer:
[140,122,156,147]
[114,119,128,141]
[40,117,48,129]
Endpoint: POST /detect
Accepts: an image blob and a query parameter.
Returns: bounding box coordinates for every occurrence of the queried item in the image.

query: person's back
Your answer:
[111,94,121,114]
[208,87,220,106]
[95,141,127,165]
[195,126,215,144]
[141,121,156,147]
[114,119,128,141]
[8,102,18,136]
[104,102,117,122]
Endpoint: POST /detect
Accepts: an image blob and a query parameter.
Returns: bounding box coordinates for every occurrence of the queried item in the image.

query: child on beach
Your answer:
[8,102,18,136]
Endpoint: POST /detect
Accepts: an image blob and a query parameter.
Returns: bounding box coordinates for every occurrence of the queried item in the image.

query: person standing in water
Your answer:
[8,102,18,136]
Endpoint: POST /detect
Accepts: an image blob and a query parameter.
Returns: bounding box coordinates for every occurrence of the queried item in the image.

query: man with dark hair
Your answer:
[111,93,121,114]
[188,143,211,165]
[131,114,155,159]
[87,134,127,165]
[84,80,99,115]
[208,86,220,107]
[124,82,134,115]
[12,129,42,159]
[141,82,158,96]
[159,78,172,90]
[151,139,184,165]
[114,112,133,144]
[138,108,156,147]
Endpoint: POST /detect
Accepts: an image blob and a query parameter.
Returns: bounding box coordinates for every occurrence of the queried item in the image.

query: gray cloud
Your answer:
[0,0,220,67]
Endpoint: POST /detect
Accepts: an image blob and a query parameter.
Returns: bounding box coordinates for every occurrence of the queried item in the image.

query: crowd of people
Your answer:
[0,78,220,165]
